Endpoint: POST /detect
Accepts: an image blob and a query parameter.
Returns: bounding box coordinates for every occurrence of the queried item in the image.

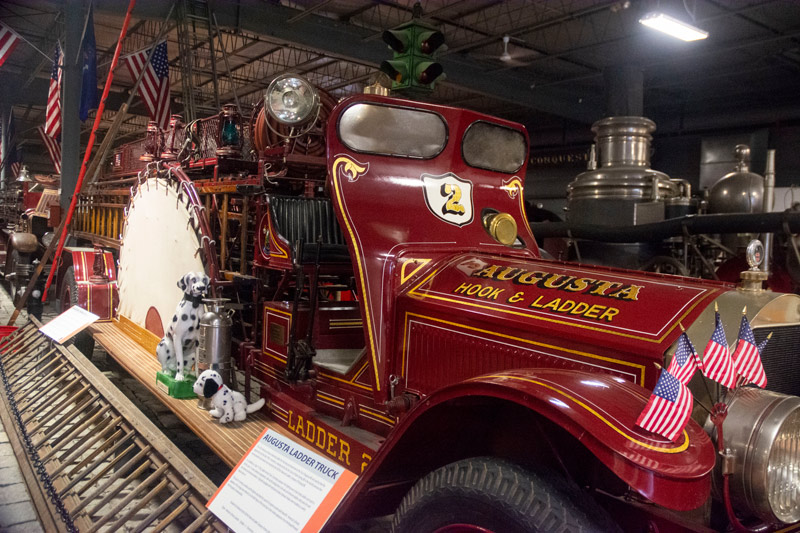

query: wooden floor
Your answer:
[90,321,290,468]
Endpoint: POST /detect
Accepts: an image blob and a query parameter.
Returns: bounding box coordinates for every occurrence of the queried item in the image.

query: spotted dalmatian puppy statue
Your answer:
[193,370,265,423]
[156,271,210,381]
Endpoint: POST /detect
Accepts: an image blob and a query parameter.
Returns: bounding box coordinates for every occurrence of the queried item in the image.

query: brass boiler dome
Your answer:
[708,144,764,215]
[567,116,679,227]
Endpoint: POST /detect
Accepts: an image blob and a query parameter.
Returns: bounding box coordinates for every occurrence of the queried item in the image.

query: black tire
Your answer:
[59,266,96,358]
[392,457,619,533]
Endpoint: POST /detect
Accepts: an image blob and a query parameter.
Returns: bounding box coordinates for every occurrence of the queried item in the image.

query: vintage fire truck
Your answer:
[59,75,799,532]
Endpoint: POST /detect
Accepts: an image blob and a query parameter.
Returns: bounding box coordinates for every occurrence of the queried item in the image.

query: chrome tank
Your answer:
[197,298,236,409]
[567,116,681,227]
[708,145,765,250]
[708,145,764,215]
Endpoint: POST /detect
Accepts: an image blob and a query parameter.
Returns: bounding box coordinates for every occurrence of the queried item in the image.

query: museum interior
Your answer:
[0,1,799,531]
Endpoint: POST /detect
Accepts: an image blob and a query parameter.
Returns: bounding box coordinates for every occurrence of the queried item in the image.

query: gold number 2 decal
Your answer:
[440,183,466,215]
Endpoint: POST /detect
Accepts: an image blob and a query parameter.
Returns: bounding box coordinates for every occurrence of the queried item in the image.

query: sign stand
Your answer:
[208,428,358,533]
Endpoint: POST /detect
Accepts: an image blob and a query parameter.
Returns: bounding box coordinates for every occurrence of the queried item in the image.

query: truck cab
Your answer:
[249,84,800,532]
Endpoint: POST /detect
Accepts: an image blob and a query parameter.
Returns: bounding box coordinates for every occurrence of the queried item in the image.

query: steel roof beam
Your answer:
[59,0,599,123]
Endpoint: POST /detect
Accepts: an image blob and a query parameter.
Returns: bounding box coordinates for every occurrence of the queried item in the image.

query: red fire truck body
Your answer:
[244,93,800,531]
[59,83,800,531]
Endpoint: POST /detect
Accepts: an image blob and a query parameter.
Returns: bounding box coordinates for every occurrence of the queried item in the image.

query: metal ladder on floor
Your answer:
[0,320,224,532]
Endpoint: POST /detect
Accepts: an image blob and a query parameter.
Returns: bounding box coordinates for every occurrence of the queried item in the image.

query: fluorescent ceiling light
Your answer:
[639,12,708,41]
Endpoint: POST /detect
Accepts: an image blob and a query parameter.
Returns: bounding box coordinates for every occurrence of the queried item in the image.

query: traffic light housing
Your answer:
[380,21,445,93]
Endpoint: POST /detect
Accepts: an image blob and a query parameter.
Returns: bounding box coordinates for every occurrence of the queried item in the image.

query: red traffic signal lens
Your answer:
[417,62,443,84]
[419,30,445,55]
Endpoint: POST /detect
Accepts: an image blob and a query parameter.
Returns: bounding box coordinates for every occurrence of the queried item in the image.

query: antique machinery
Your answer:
[565,116,692,268]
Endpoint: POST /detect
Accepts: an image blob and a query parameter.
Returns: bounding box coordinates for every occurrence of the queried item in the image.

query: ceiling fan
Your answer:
[473,35,539,67]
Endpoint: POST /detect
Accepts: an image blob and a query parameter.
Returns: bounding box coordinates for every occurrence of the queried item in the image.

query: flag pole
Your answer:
[42,0,138,301]
[86,2,176,185]
[2,23,52,62]
[6,0,137,325]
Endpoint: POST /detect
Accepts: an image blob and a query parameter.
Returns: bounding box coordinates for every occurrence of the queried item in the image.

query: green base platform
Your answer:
[156,371,197,399]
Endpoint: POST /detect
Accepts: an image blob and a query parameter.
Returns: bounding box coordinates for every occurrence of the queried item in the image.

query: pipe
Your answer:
[762,150,775,274]
[530,211,800,243]
[43,0,137,301]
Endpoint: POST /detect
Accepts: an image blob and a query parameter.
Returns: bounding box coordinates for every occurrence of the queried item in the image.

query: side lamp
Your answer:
[216,103,243,158]
[161,114,185,161]
[141,121,164,162]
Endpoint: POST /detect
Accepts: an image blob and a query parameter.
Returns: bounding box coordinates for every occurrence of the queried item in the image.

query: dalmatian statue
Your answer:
[193,370,265,423]
[156,271,210,381]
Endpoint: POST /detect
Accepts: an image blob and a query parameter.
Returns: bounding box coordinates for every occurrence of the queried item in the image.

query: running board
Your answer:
[0,319,224,532]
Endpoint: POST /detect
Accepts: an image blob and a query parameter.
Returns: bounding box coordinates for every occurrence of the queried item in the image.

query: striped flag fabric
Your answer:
[37,126,61,174]
[666,331,700,385]
[636,369,694,442]
[124,41,170,129]
[0,23,21,68]
[45,43,62,139]
[702,310,736,388]
[731,313,767,388]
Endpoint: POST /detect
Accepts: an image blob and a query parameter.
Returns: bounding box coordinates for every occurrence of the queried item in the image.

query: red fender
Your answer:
[64,248,118,321]
[347,368,715,515]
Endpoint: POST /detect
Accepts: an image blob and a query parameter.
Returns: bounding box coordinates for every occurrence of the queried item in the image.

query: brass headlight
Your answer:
[709,388,800,524]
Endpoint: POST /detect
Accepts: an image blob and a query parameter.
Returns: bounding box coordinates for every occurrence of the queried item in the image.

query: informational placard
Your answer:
[39,306,100,344]
[208,428,358,533]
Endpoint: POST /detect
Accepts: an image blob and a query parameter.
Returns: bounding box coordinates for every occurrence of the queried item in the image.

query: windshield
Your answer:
[338,103,447,159]
[462,121,527,173]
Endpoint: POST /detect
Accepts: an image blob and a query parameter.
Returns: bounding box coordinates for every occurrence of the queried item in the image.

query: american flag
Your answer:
[636,369,694,442]
[45,43,62,139]
[0,23,20,68]
[125,41,170,129]
[731,313,767,388]
[37,126,61,174]
[702,311,736,388]
[666,332,700,385]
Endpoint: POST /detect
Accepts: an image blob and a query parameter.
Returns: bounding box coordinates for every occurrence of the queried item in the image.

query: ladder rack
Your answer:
[0,320,224,532]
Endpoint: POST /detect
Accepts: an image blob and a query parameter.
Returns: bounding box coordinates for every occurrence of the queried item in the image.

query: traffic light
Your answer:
[380,21,445,93]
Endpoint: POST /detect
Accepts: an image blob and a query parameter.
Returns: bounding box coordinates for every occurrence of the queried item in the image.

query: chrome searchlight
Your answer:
[264,75,320,126]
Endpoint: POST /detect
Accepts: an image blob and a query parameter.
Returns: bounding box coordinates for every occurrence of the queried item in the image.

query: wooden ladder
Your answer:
[0,320,224,532]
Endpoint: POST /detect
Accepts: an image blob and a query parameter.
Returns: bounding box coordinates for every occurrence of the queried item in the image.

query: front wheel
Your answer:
[392,457,618,533]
